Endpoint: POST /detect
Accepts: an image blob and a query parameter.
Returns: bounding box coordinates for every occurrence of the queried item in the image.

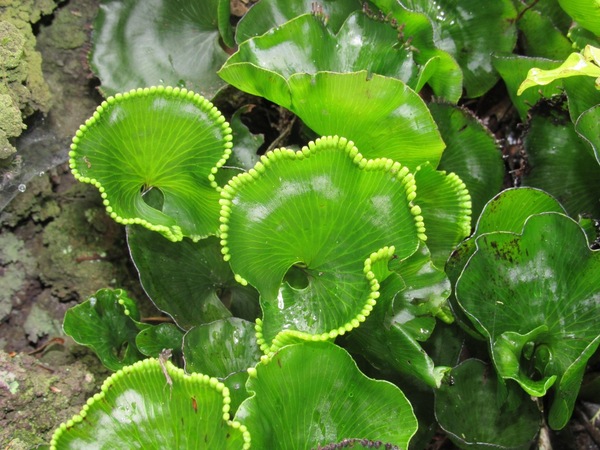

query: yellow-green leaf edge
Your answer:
[218,135,427,355]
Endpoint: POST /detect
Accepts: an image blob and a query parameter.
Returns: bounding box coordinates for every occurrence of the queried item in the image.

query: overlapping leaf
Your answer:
[431,102,503,220]
[183,318,262,412]
[219,136,424,352]
[219,13,446,169]
[522,112,600,218]
[69,86,233,242]
[435,359,541,449]
[343,242,452,388]
[395,0,518,97]
[91,0,229,98]
[50,358,250,449]
[63,289,147,371]
[127,226,260,329]
[446,188,567,338]
[235,0,360,43]
[455,212,600,429]
[234,341,418,449]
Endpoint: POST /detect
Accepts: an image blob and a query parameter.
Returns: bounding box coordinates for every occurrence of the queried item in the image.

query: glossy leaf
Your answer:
[575,104,600,165]
[431,102,504,220]
[127,226,260,329]
[235,0,360,43]
[514,2,572,60]
[446,188,567,339]
[220,136,424,352]
[522,112,600,218]
[50,358,250,449]
[63,289,147,371]
[135,323,184,359]
[557,0,600,36]
[371,0,463,102]
[91,0,228,98]
[221,17,446,169]
[227,12,421,92]
[183,318,262,413]
[435,359,541,449]
[286,72,445,170]
[412,162,471,267]
[69,86,233,242]
[455,212,600,429]
[215,105,264,186]
[235,341,418,449]
[493,55,564,121]
[399,0,518,97]
[343,242,452,388]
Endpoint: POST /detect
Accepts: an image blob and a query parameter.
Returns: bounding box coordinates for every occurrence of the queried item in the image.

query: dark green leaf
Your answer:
[235,0,360,43]
[435,359,541,449]
[127,226,260,329]
[456,213,600,429]
[135,323,184,359]
[92,0,228,98]
[432,103,504,220]
[63,289,147,371]
[522,112,600,218]
[446,187,567,340]
[399,0,518,97]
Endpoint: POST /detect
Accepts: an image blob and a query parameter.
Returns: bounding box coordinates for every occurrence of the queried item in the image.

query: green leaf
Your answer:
[575,104,600,165]
[226,12,421,91]
[69,86,233,242]
[235,341,418,449]
[456,212,600,429]
[127,226,260,329]
[370,0,463,102]
[135,323,184,359]
[435,359,541,449]
[219,136,424,353]
[286,72,445,170]
[215,105,264,186]
[446,187,567,339]
[217,0,235,48]
[518,46,600,95]
[399,0,518,97]
[235,0,360,43]
[343,242,452,388]
[522,112,600,218]
[493,55,564,121]
[183,318,262,413]
[50,358,250,449]
[557,0,600,36]
[514,2,573,60]
[91,0,228,98]
[431,103,504,220]
[63,289,147,371]
[413,162,471,267]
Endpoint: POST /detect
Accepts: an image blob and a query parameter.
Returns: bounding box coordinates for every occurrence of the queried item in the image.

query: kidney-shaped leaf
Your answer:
[435,359,541,449]
[69,86,233,242]
[235,341,417,449]
[127,226,260,329]
[63,288,147,371]
[50,358,250,449]
[455,212,600,429]
[220,136,424,353]
[91,0,228,98]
